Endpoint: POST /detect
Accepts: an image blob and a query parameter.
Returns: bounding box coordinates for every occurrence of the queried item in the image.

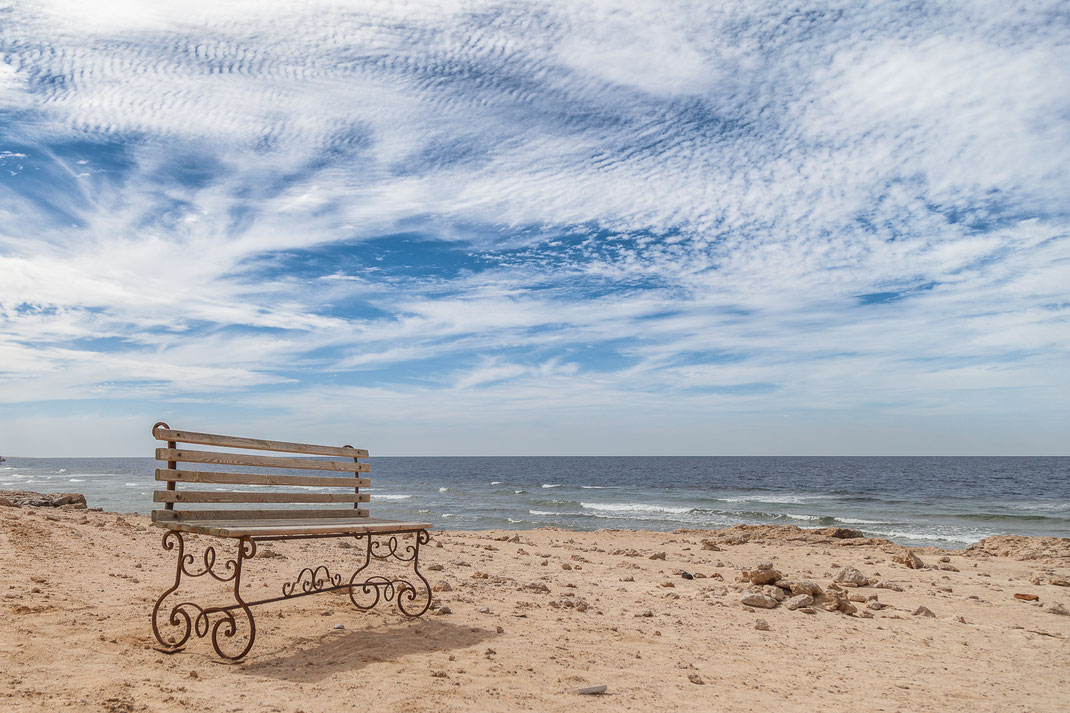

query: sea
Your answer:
[2,456,1068,549]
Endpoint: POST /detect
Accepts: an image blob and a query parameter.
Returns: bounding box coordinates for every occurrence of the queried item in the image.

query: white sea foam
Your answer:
[514,489,526,494]
[836,517,889,525]
[124,482,139,486]
[720,494,833,504]
[867,529,983,545]
[781,513,821,521]
[374,494,412,501]
[68,478,84,482]
[438,487,449,492]
[541,484,562,489]
[490,481,502,485]
[506,518,524,523]
[580,502,693,515]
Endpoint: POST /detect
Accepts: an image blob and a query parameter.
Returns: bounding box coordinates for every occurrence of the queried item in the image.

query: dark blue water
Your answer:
[2,456,1068,548]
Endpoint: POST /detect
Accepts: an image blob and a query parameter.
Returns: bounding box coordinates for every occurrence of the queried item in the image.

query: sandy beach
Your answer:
[2,501,1068,713]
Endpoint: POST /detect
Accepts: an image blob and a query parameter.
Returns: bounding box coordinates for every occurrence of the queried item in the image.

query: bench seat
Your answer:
[155,517,433,538]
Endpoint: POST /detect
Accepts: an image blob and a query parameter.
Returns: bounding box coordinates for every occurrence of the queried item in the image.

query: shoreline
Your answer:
[3,487,1067,551]
[2,499,1069,711]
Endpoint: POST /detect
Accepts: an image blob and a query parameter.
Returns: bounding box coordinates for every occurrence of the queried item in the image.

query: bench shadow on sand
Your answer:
[237,620,497,682]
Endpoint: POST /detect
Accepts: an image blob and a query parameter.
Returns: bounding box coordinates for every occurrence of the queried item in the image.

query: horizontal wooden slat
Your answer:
[152,426,368,458]
[152,508,369,522]
[154,517,431,538]
[153,491,370,504]
[155,469,370,488]
[156,448,370,472]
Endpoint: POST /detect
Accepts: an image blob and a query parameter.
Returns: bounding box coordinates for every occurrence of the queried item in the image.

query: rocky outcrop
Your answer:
[0,490,87,508]
[965,535,1070,564]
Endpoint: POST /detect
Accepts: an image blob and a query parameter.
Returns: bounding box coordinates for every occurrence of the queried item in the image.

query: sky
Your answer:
[1,0,1069,456]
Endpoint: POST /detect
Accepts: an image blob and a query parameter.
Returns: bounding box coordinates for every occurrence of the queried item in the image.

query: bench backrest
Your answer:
[151,422,370,524]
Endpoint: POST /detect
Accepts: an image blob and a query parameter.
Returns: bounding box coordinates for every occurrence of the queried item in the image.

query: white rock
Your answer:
[833,566,869,587]
[741,592,779,609]
[784,594,814,610]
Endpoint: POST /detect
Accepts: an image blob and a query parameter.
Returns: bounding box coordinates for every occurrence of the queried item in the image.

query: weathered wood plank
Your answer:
[151,508,369,521]
[155,448,370,472]
[152,426,368,458]
[154,518,432,537]
[155,468,370,488]
[153,491,370,504]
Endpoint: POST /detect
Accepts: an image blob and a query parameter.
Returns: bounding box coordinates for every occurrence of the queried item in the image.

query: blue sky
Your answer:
[1,1,1068,456]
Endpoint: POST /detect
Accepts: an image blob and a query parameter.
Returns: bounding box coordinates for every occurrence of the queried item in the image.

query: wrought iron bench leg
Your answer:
[348,530,432,617]
[150,531,257,660]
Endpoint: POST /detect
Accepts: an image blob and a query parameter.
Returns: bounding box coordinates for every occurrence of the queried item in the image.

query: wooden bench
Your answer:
[148,422,433,660]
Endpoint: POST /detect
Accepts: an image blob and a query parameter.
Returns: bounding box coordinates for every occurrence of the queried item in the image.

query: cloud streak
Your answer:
[0,0,1068,455]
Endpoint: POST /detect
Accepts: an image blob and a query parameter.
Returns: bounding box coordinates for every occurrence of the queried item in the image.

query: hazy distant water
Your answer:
[2,456,1068,549]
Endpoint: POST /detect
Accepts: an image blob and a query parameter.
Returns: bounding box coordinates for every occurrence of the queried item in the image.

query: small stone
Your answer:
[687,674,704,685]
[866,600,883,610]
[320,610,332,616]
[562,563,572,570]
[798,607,816,614]
[834,566,869,587]
[496,625,505,633]
[575,685,608,695]
[939,556,951,563]
[912,606,936,618]
[478,606,491,614]
[754,618,770,631]
[620,575,635,582]
[1046,602,1069,616]
[784,594,814,611]
[525,581,551,593]
[741,592,779,609]
[649,552,667,561]
[436,605,453,615]
[431,671,448,678]
[636,609,653,618]
[777,579,822,596]
[681,572,694,580]
[188,671,198,679]
[332,624,345,630]
[432,581,453,592]
[1014,593,1039,601]
[427,563,444,571]
[893,549,925,570]
[660,581,675,588]
[748,568,782,586]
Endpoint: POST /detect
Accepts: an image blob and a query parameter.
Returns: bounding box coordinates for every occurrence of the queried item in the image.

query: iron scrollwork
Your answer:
[151,531,256,661]
[282,566,343,597]
[349,530,432,617]
[150,528,432,660]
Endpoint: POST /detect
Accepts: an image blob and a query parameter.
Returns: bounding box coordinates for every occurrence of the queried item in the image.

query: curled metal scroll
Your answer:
[282,566,343,597]
[348,530,431,617]
[150,532,257,660]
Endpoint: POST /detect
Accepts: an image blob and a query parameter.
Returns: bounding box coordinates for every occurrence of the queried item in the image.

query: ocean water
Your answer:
[1,456,1068,549]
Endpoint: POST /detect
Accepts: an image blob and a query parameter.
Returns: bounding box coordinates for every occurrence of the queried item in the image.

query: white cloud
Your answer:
[0,1,1068,454]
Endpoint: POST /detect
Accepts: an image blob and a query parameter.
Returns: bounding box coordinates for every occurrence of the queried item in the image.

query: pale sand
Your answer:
[1,505,1068,712]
